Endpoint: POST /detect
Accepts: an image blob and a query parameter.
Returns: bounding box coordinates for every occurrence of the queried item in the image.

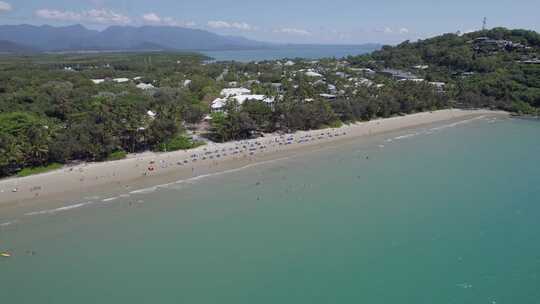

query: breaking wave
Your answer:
[24,201,95,216]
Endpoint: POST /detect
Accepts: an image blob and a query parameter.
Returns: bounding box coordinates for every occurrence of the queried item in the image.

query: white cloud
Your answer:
[35,9,80,21]
[207,20,254,31]
[142,12,196,27]
[86,9,130,24]
[374,27,410,35]
[207,20,228,29]
[0,1,12,12]
[274,28,311,36]
[142,12,161,23]
[35,8,131,25]
[399,27,409,34]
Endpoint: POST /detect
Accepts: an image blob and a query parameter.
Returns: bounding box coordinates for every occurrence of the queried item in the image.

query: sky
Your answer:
[0,0,539,44]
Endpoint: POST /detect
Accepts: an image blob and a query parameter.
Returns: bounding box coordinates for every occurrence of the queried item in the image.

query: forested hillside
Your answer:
[349,27,540,112]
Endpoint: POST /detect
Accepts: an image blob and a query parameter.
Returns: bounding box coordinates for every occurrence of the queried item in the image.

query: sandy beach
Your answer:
[0,109,508,207]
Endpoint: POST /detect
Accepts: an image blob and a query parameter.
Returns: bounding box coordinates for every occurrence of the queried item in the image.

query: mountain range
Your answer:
[0,24,272,53]
[0,40,38,54]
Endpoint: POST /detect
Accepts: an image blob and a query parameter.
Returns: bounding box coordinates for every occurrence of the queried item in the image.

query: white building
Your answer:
[429,82,446,88]
[220,88,251,97]
[350,68,375,74]
[320,93,337,99]
[113,78,130,83]
[357,78,374,87]
[136,83,156,90]
[398,78,425,83]
[429,82,446,92]
[305,70,323,77]
[211,98,227,111]
[284,60,295,66]
[211,94,274,111]
[91,79,105,84]
[233,95,274,104]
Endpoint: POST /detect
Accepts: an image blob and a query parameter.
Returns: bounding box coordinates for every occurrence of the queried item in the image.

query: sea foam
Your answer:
[24,202,95,216]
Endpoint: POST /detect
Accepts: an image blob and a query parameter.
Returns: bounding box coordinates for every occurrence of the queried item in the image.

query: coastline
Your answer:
[0,109,508,207]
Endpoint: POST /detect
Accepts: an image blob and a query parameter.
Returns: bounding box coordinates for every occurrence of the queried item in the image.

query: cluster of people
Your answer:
[142,129,349,175]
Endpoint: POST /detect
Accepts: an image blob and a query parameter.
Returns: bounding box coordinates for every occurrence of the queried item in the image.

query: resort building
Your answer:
[212,88,273,112]
[320,93,337,100]
[136,83,156,90]
[381,68,419,81]
[305,70,323,77]
[220,88,251,97]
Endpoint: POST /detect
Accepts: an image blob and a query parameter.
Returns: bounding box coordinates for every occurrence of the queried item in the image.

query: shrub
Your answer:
[17,163,63,177]
[156,135,205,152]
[106,150,128,161]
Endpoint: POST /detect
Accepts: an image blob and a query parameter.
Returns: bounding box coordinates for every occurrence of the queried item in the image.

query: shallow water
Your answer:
[1,117,539,303]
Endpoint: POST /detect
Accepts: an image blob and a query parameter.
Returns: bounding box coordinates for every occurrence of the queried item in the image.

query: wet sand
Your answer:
[0,109,508,208]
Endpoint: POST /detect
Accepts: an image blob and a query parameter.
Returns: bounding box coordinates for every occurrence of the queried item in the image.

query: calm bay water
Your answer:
[1,117,540,303]
[201,44,379,62]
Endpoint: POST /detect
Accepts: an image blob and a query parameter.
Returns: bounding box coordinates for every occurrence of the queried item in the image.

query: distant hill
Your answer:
[363,28,540,70]
[0,40,38,54]
[0,24,271,52]
[349,27,540,113]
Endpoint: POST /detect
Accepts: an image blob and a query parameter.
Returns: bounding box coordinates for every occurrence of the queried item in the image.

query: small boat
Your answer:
[1,252,12,257]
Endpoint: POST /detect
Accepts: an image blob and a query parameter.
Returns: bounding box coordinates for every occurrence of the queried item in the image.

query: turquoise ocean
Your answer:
[1,116,540,303]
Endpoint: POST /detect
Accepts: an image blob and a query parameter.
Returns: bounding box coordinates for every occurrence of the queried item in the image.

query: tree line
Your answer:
[1,28,539,177]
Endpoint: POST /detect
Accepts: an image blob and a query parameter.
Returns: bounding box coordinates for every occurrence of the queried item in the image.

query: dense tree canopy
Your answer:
[349,28,540,113]
[1,28,539,177]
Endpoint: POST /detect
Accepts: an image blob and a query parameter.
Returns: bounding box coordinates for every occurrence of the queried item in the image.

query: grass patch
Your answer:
[17,163,63,177]
[320,120,343,129]
[156,135,206,152]
[106,150,128,161]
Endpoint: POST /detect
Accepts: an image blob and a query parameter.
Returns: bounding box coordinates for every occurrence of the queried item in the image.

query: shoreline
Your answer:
[0,109,508,207]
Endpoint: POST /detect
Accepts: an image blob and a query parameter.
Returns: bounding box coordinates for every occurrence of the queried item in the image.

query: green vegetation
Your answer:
[0,53,212,177]
[156,135,205,152]
[349,28,540,114]
[0,28,539,177]
[16,163,63,177]
[106,150,128,161]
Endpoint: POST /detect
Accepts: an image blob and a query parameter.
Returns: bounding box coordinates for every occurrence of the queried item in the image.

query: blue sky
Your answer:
[0,0,539,44]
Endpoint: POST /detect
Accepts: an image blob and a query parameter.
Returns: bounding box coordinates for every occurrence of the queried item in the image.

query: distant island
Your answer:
[0,27,539,178]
